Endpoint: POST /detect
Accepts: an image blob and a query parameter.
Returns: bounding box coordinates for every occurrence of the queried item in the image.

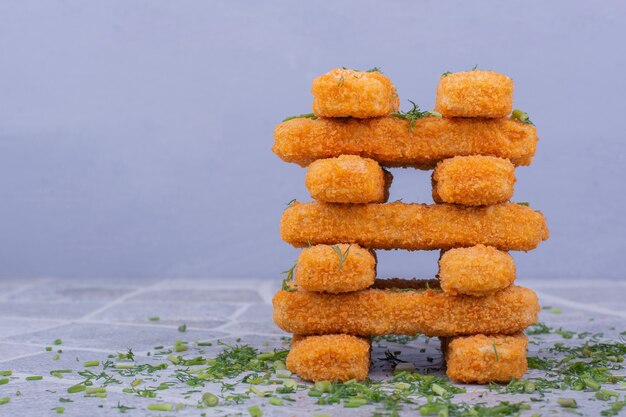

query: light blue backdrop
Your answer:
[1,1,624,280]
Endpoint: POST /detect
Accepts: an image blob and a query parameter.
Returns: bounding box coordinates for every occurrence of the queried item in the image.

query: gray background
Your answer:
[0,1,624,280]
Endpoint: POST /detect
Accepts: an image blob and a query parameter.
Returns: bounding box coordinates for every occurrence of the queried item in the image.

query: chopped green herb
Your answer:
[282,113,318,123]
[26,376,43,381]
[83,361,100,367]
[557,397,578,408]
[148,316,160,321]
[248,405,263,417]
[0,397,9,405]
[331,244,352,271]
[391,100,441,130]
[147,403,173,411]
[178,324,187,333]
[0,371,11,377]
[511,109,534,125]
[202,392,219,407]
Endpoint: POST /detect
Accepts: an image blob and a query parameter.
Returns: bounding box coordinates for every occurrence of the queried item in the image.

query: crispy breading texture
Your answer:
[441,333,528,383]
[438,245,516,296]
[306,155,391,203]
[432,156,516,206]
[272,116,537,169]
[273,282,539,337]
[287,334,371,382]
[295,244,376,293]
[311,68,399,118]
[281,202,549,251]
[435,70,513,118]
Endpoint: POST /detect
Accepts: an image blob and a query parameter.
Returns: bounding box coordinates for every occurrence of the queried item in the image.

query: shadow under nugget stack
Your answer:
[272,68,549,383]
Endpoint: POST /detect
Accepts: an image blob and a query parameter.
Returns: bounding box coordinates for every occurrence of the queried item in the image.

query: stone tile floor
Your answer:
[0,277,624,416]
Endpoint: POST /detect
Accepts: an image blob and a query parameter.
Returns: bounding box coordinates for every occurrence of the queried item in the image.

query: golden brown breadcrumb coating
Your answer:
[272,116,537,169]
[441,333,528,383]
[432,156,516,206]
[311,68,399,118]
[273,282,539,337]
[281,202,549,251]
[287,334,371,382]
[306,155,391,203]
[438,245,516,296]
[295,244,376,293]
[435,70,513,118]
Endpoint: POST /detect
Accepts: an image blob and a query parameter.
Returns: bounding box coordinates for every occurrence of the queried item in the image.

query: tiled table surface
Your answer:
[0,277,624,416]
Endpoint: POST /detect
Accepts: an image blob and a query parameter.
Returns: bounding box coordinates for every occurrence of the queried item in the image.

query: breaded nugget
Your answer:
[287,334,371,382]
[306,155,391,203]
[438,245,516,296]
[432,156,516,206]
[441,333,528,383]
[272,116,537,169]
[281,202,549,251]
[434,70,513,118]
[311,68,399,118]
[273,282,539,337]
[296,244,376,293]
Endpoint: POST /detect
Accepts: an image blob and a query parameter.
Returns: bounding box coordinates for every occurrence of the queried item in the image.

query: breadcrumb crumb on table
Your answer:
[439,245,516,296]
[280,202,549,251]
[306,155,391,203]
[432,156,516,206]
[441,333,528,383]
[435,70,514,118]
[273,282,540,337]
[287,334,371,382]
[311,68,399,118]
[295,244,376,293]
[272,116,537,169]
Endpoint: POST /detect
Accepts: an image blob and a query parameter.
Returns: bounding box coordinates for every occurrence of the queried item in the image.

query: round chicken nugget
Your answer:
[306,155,391,203]
[296,244,376,293]
[434,70,513,118]
[442,333,528,383]
[311,68,399,118]
[432,155,516,206]
[287,334,371,382]
[439,245,516,296]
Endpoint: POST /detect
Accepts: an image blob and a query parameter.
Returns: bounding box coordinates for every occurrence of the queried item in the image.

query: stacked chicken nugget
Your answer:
[272,68,549,384]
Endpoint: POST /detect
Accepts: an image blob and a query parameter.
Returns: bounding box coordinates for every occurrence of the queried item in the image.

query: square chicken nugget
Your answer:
[287,334,371,382]
[438,244,516,296]
[432,155,516,206]
[435,70,513,118]
[306,155,392,203]
[441,333,528,383]
[311,68,399,118]
[295,244,376,293]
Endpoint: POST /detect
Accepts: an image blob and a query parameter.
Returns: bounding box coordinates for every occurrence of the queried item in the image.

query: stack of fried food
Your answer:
[272,68,549,384]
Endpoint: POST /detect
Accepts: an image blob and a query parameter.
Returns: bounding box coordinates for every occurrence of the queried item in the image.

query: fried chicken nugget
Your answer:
[287,334,371,382]
[281,202,549,251]
[438,245,516,296]
[273,282,539,337]
[306,155,392,203]
[441,333,528,383]
[435,70,513,118]
[272,116,537,169]
[311,68,399,118]
[432,156,516,206]
[296,244,376,293]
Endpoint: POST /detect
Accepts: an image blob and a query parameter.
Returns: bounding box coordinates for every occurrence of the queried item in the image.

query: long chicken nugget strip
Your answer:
[296,244,376,293]
[287,334,371,382]
[435,70,513,118]
[281,202,549,251]
[273,282,539,337]
[306,155,392,203]
[441,333,528,383]
[438,245,516,296]
[432,156,516,206]
[273,116,537,169]
[311,68,399,118]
